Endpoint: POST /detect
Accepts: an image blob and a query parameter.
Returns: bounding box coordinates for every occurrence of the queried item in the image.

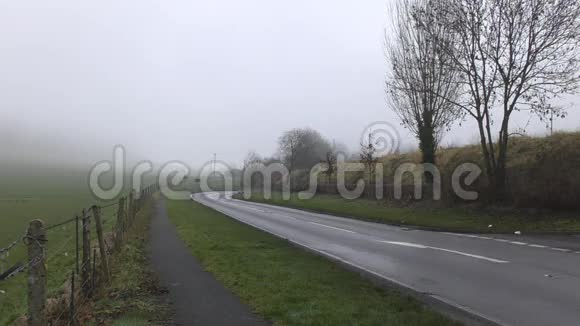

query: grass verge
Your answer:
[167,199,457,326]
[237,193,580,233]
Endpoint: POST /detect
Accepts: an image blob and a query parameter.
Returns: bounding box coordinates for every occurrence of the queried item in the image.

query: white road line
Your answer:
[308,222,357,234]
[239,205,267,213]
[442,232,577,255]
[379,241,509,264]
[223,201,267,212]
[443,232,478,238]
[528,244,547,248]
[272,212,298,220]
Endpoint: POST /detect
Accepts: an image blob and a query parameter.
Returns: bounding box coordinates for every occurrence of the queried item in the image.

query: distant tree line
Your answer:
[242,128,352,190]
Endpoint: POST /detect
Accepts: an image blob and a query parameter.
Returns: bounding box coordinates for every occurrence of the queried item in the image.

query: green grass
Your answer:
[91,197,170,325]
[237,193,580,233]
[0,172,125,325]
[167,199,457,326]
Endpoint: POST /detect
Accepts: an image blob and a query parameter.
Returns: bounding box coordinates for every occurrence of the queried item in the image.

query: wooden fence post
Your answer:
[81,208,91,297]
[129,190,137,223]
[26,219,47,326]
[128,191,135,226]
[91,248,97,290]
[69,270,76,326]
[75,216,80,274]
[115,197,126,248]
[92,205,110,282]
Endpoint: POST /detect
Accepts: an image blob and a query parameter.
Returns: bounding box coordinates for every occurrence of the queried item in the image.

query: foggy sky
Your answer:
[1,0,578,171]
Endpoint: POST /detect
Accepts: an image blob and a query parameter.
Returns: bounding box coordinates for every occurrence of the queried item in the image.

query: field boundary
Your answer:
[0,183,159,325]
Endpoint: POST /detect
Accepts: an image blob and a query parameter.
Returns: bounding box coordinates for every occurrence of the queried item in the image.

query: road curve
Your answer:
[192,192,580,326]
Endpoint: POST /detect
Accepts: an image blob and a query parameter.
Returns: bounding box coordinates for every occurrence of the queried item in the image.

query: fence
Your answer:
[0,183,159,326]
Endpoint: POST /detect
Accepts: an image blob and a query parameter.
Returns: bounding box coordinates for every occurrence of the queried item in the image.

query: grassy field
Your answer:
[167,199,457,325]
[0,171,123,325]
[237,192,580,233]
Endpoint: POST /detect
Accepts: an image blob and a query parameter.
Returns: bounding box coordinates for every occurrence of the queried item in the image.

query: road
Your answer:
[192,192,580,326]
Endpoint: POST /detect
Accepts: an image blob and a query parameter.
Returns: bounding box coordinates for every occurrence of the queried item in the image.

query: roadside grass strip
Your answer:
[167,200,458,326]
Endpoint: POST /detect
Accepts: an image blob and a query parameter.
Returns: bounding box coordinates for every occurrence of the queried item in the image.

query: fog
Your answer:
[1,0,578,172]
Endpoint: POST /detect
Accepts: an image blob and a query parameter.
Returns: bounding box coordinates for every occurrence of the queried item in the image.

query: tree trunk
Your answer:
[475,116,495,197]
[494,124,510,202]
[418,113,436,183]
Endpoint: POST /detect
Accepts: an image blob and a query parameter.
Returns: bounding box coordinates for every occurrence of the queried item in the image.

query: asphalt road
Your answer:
[192,192,580,326]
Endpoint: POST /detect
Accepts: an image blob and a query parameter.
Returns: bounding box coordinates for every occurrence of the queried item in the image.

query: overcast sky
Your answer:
[1,0,578,170]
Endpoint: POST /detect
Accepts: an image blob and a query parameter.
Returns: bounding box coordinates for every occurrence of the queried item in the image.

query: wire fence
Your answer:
[0,183,159,325]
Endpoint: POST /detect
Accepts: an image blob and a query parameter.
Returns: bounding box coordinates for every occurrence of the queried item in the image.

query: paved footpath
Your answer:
[149,199,268,326]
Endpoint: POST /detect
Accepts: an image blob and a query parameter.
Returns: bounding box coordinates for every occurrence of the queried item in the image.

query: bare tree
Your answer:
[324,142,338,184]
[386,0,462,167]
[243,150,263,170]
[278,128,332,175]
[278,129,301,176]
[324,150,336,183]
[431,0,580,196]
[242,150,264,189]
[360,133,379,183]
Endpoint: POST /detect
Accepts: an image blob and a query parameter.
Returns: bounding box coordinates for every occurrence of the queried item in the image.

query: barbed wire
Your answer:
[1,229,30,255]
[46,236,75,264]
[1,262,25,280]
[0,238,20,255]
[52,268,93,325]
[99,201,119,209]
[45,216,77,232]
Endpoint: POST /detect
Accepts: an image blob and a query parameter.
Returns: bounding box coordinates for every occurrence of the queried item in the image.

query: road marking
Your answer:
[238,205,266,213]
[272,212,298,220]
[221,200,273,214]
[443,232,577,254]
[379,241,509,263]
[308,222,357,234]
[551,248,571,252]
[528,244,547,248]
[382,241,427,249]
[443,232,478,238]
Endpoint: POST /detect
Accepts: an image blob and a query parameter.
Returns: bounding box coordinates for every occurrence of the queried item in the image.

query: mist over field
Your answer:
[1,0,578,175]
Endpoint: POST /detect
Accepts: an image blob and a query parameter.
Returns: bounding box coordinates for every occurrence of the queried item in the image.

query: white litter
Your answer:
[514,231,522,235]
[0,290,5,294]
[488,224,493,228]
[544,274,553,278]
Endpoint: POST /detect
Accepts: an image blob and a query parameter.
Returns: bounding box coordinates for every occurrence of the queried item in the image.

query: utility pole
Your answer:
[213,153,216,176]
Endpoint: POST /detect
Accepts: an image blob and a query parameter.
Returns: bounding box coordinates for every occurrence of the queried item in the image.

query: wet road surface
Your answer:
[192,192,580,326]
